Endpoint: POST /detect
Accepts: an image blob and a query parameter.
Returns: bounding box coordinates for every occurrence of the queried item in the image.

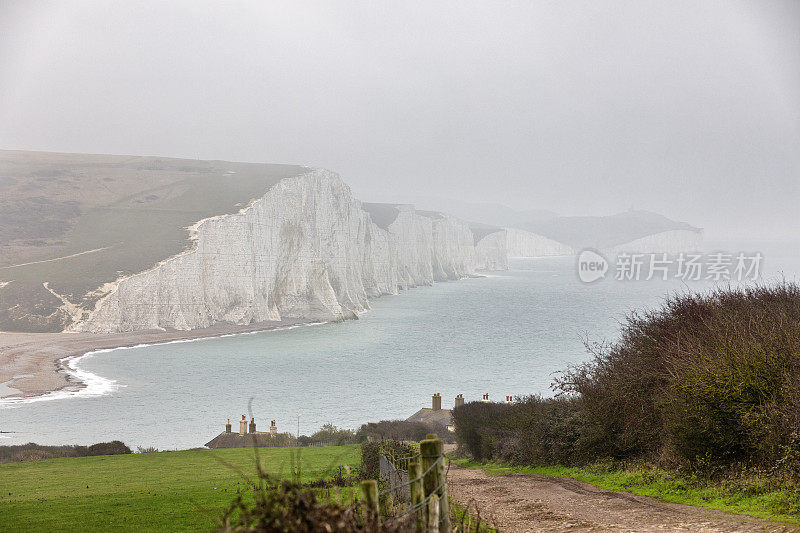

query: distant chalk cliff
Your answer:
[73,170,507,333]
[505,228,574,257]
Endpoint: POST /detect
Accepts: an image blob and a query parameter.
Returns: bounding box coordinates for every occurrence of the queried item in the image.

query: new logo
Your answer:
[577,249,608,283]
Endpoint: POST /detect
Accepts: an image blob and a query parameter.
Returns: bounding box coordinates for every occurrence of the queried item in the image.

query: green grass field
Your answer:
[0,445,360,532]
[451,457,800,526]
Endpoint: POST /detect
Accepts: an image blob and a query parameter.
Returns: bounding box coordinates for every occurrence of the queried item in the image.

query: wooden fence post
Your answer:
[420,436,451,532]
[360,479,379,521]
[427,493,439,533]
[435,441,451,532]
[409,459,425,531]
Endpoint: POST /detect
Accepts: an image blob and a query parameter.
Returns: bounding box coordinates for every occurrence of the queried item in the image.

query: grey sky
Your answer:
[1,0,798,241]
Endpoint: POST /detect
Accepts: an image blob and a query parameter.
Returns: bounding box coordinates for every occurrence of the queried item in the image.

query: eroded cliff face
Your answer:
[72,170,501,333]
[474,231,508,271]
[505,228,574,257]
[386,206,435,289]
[429,214,476,281]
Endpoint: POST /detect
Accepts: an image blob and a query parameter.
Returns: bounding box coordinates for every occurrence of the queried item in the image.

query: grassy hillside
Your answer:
[0,445,360,532]
[0,150,305,331]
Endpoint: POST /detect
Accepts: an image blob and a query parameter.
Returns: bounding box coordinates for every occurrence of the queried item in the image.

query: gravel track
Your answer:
[447,464,798,533]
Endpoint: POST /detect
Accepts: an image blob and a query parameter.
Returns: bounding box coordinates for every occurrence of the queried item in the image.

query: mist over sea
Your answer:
[2,249,799,450]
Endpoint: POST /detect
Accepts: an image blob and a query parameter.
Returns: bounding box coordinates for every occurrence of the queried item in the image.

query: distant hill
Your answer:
[397,196,558,229]
[521,210,702,250]
[384,196,701,250]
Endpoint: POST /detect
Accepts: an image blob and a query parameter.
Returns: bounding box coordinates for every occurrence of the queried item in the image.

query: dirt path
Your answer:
[447,464,798,532]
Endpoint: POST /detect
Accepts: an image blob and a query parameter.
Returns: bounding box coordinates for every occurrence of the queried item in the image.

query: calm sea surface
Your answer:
[2,248,799,449]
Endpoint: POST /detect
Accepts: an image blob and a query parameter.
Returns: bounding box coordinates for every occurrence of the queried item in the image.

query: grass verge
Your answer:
[450,457,800,525]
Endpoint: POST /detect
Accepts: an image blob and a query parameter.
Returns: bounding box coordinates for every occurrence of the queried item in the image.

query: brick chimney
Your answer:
[482,393,490,403]
[454,394,464,408]
[432,393,442,411]
[270,420,277,435]
[239,415,247,435]
[225,419,232,434]
[505,396,514,404]
[249,417,257,433]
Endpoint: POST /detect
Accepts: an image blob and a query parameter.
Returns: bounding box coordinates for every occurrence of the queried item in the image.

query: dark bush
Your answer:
[0,441,132,463]
[452,396,586,465]
[356,420,454,444]
[86,441,132,456]
[496,396,586,466]
[309,424,356,446]
[558,283,800,469]
[452,401,511,461]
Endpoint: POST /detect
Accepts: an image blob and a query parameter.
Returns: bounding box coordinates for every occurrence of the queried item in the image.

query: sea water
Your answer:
[2,250,798,449]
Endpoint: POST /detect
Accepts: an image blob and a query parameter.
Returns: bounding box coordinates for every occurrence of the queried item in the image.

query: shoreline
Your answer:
[0,318,319,403]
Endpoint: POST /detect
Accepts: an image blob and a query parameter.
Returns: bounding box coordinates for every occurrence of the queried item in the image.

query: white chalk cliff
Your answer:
[474,231,508,271]
[505,228,574,257]
[66,169,704,334]
[73,170,495,333]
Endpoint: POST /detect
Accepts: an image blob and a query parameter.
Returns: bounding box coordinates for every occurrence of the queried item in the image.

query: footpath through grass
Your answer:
[0,445,360,532]
[450,457,800,526]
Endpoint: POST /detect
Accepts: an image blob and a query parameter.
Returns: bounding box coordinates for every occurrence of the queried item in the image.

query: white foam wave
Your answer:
[0,321,327,408]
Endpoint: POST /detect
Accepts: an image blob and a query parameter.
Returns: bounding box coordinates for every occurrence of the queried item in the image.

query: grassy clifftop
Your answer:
[0,150,305,331]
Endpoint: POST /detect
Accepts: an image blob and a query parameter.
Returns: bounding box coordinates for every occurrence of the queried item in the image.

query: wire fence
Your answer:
[375,443,451,530]
[379,449,416,502]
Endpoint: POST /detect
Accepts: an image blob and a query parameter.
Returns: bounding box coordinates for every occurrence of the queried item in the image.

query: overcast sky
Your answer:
[1,1,798,241]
